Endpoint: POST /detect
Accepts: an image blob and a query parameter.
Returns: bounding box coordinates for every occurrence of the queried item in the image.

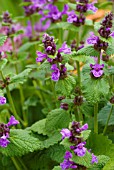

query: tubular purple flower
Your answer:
[91,153,98,164]
[0,96,6,105]
[67,11,78,23]
[58,42,71,54]
[87,32,98,44]
[36,51,47,62]
[51,64,60,81]
[74,142,86,157]
[81,123,88,131]
[110,31,114,38]
[60,128,71,140]
[7,116,19,126]
[64,151,72,159]
[90,63,104,78]
[87,0,98,12]
[26,21,32,39]
[0,135,10,148]
[34,20,51,32]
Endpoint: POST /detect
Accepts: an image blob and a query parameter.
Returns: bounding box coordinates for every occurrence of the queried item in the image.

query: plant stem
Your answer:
[74,106,79,121]
[11,157,22,170]
[17,157,28,170]
[103,105,114,135]
[94,103,98,134]
[76,61,81,87]
[78,107,83,122]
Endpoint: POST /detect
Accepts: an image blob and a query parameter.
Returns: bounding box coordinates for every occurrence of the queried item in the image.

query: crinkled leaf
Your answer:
[18,41,39,52]
[76,45,99,57]
[0,35,7,46]
[0,129,41,156]
[45,108,70,135]
[10,68,32,85]
[0,58,7,70]
[55,75,76,96]
[98,103,114,126]
[52,166,61,170]
[30,119,47,135]
[82,130,91,141]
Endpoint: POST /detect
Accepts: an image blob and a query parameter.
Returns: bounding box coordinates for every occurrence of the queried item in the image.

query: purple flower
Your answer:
[7,116,19,126]
[60,103,69,110]
[87,32,98,45]
[90,63,104,78]
[0,135,10,148]
[51,64,60,81]
[0,96,6,105]
[60,151,77,170]
[91,153,98,164]
[74,142,86,157]
[60,128,71,140]
[87,0,98,12]
[64,151,72,159]
[67,11,78,23]
[36,51,47,62]
[34,20,51,32]
[26,21,32,39]
[58,42,71,54]
[81,123,88,131]
[110,31,114,38]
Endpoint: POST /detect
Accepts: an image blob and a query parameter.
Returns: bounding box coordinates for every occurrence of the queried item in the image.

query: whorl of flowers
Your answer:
[67,0,97,27]
[36,34,71,81]
[0,116,19,148]
[60,121,98,169]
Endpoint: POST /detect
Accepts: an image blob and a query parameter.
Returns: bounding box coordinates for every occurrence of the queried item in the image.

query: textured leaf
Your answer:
[72,151,92,168]
[98,103,114,126]
[82,130,91,141]
[45,109,70,135]
[49,22,79,32]
[48,144,65,163]
[76,45,99,57]
[52,166,61,170]
[10,68,32,85]
[41,132,62,149]
[106,45,114,56]
[82,77,109,103]
[55,75,76,96]
[0,58,7,70]
[30,119,47,135]
[0,35,7,46]
[38,60,51,71]
[18,41,39,52]
[0,129,41,156]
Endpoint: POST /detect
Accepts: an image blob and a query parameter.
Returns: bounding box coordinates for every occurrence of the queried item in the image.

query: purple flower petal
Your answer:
[36,51,47,62]
[0,135,10,148]
[67,11,78,23]
[60,128,71,140]
[0,96,6,105]
[110,31,114,38]
[64,151,72,159]
[7,116,19,126]
[58,42,71,54]
[91,153,98,164]
[87,32,98,44]
[81,123,88,131]
[74,142,86,157]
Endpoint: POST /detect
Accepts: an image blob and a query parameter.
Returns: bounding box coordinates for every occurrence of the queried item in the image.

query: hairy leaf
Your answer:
[0,35,7,46]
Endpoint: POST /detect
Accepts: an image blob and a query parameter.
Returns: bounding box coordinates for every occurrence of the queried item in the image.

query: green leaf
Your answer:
[106,45,114,56]
[76,45,99,57]
[98,103,114,126]
[0,35,7,46]
[45,108,70,135]
[38,60,51,71]
[30,119,47,135]
[49,22,79,32]
[52,166,61,170]
[19,2,31,6]
[0,129,41,156]
[55,75,76,96]
[82,77,109,103]
[82,130,91,141]
[41,132,62,149]
[60,137,72,150]
[18,41,39,52]
[48,144,65,163]
[72,151,92,168]
[0,58,8,70]
[10,68,32,85]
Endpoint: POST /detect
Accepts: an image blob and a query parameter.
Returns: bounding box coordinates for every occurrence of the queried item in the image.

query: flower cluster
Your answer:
[40,4,69,23]
[36,34,71,81]
[98,12,114,39]
[67,0,97,27]
[0,116,19,148]
[0,96,6,105]
[60,121,98,169]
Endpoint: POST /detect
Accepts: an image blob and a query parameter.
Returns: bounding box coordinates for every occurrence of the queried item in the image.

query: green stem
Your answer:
[103,105,114,135]
[74,106,79,121]
[76,61,81,87]
[17,157,28,170]
[94,103,98,134]
[11,157,22,170]
[78,107,83,122]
